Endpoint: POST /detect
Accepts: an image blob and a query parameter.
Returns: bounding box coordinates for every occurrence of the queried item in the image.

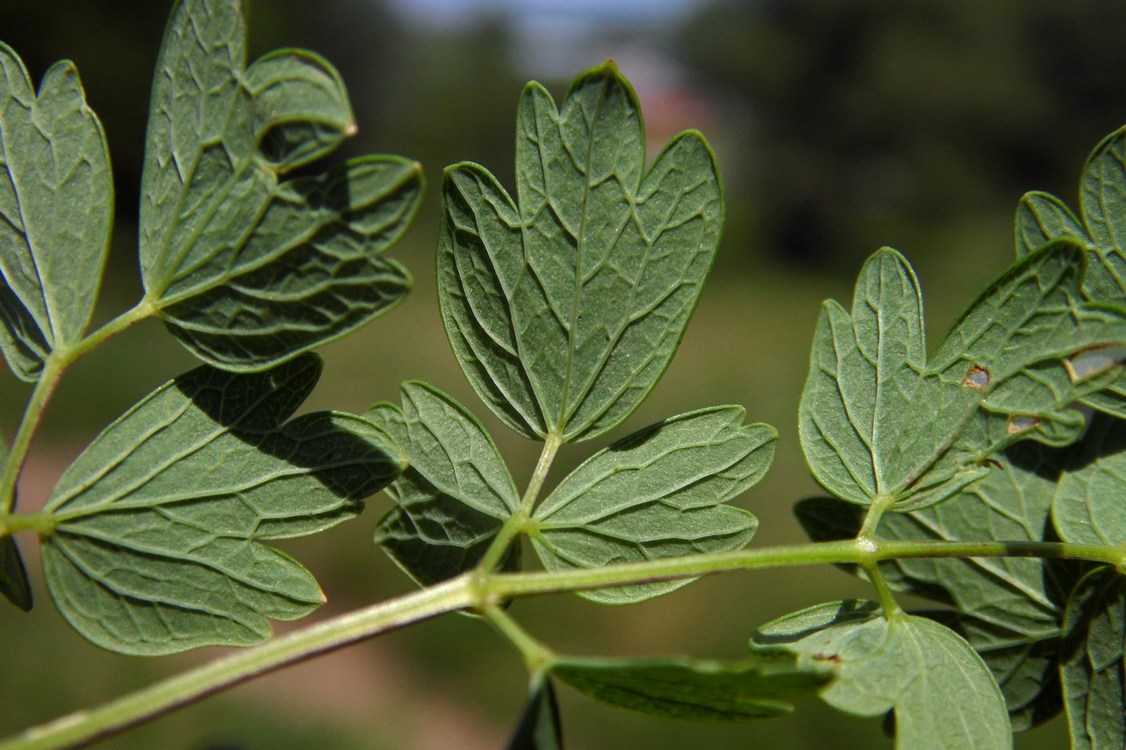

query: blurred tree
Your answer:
[676,0,1126,271]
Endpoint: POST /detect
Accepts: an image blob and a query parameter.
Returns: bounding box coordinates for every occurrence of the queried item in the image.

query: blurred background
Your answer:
[1,0,1124,747]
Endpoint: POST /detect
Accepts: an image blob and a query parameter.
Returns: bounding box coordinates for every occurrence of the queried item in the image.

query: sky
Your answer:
[385,0,708,79]
[385,0,705,30]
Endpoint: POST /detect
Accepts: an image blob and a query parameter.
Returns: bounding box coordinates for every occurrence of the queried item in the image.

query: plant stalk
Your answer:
[478,431,564,573]
[0,574,475,750]
[484,603,556,674]
[4,537,1120,750]
[0,300,156,515]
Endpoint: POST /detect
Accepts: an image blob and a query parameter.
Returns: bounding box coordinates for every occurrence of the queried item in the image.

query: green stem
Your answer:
[862,563,902,616]
[0,359,63,514]
[0,512,57,538]
[519,431,563,515]
[4,537,1121,750]
[858,493,894,540]
[477,432,563,573]
[856,494,901,616]
[484,604,556,674]
[486,538,1125,599]
[0,574,475,750]
[0,299,156,514]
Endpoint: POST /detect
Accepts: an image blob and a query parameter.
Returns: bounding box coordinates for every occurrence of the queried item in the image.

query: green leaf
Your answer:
[1060,567,1125,750]
[438,61,722,442]
[1046,415,1126,743]
[799,248,924,504]
[531,407,771,604]
[752,601,1012,749]
[0,536,31,612]
[507,677,563,750]
[803,241,1126,510]
[41,354,402,655]
[369,382,520,585]
[1079,128,1126,301]
[1051,413,1126,546]
[139,0,421,371]
[0,433,31,611]
[1012,128,1126,416]
[1014,191,1086,259]
[899,241,1126,508]
[0,42,112,381]
[1014,127,1126,302]
[550,653,827,722]
[798,440,1078,729]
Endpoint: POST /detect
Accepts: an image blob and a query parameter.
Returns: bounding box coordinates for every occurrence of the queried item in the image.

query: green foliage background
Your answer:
[3,0,1125,746]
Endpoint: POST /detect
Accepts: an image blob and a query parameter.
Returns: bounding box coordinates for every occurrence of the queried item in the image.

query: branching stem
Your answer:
[485,603,556,674]
[0,299,156,515]
[0,574,475,750]
[4,536,1121,750]
[478,431,563,572]
[856,493,901,615]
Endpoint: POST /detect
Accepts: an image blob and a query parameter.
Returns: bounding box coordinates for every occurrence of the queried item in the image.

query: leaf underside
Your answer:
[550,653,828,722]
[507,678,563,750]
[531,407,773,604]
[0,41,112,381]
[41,354,402,654]
[1060,567,1125,750]
[752,601,1013,749]
[1015,126,1126,415]
[0,536,31,612]
[797,438,1079,729]
[368,382,521,586]
[438,61,723,443]
[801,242,1126,511]
[140,0,421,372]
[0,433,31,611]
[1050,412,1126,548]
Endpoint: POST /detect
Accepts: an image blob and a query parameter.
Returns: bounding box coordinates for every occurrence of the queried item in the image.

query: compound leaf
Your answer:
[1015,127,1126,303]
[507,677,563,750]
[41,354,402,655]
[438,61,722,443]
[798,439,1078,729]
[1039,415,1126,744]
[752,601,1012,749]
[550,653,828,722]
[0,42,112,381]
[140,0,420,371]
[1014,128,1126,416]
[369,382,520,585]
[896,241,1126,508]
[1060,567,1125,750]
[532,407,771,604]
[803,241,1126,510]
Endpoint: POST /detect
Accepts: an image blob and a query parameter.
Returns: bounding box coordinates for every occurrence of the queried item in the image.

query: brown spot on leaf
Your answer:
[1007,415,1041,435]
[1064,345,1126,383]
[962,365,990,389]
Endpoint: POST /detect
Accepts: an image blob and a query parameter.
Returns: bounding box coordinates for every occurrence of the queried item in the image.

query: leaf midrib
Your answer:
[2,79,57,344]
